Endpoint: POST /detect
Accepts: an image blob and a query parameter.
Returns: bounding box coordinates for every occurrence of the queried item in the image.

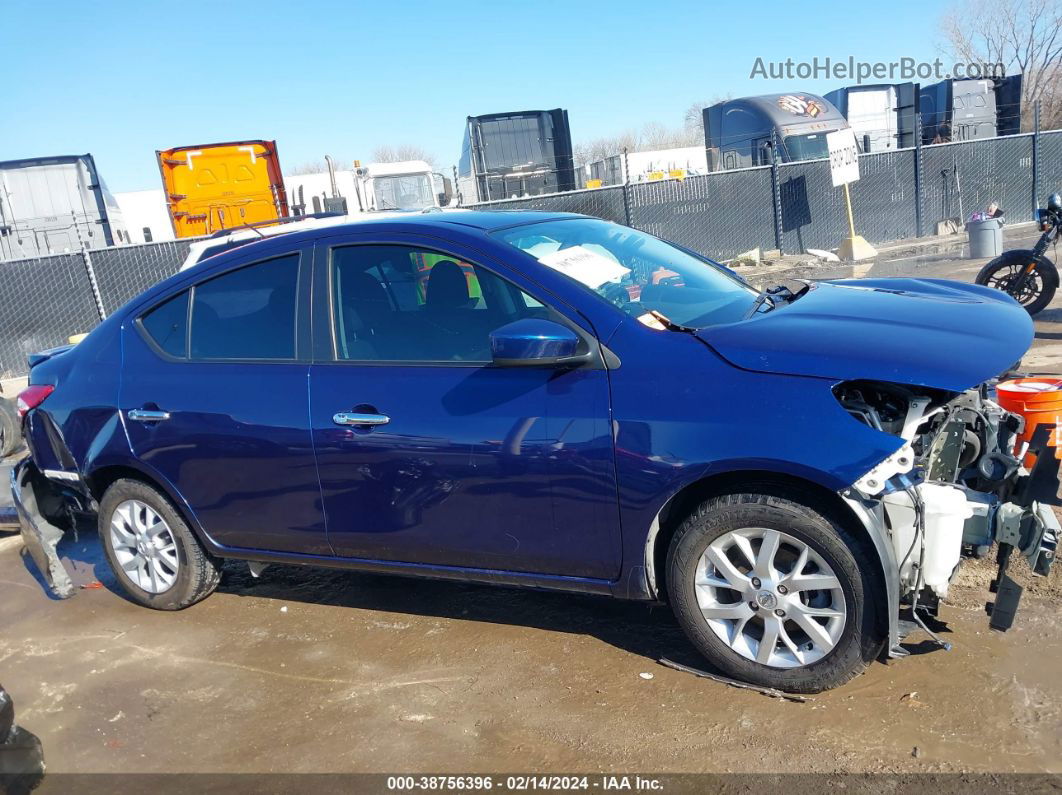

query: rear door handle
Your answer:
[332,412,389,427]
[127,409,171,422]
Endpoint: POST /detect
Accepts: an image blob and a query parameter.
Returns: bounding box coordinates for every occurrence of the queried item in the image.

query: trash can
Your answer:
[967,217,1004,258]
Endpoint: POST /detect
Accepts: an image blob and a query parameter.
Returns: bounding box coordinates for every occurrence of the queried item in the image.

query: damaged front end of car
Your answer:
[837,378,1059,656]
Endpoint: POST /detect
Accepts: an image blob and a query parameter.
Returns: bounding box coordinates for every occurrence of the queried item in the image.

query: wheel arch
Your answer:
[644,469,889,635]
[83,459,217,552]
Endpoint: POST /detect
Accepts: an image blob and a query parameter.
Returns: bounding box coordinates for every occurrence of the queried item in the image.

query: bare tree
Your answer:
[285,160,332,176]
[371,145,437,166]
[942,0,1062,129]
[573,116,704,167]
[684,95,732,139]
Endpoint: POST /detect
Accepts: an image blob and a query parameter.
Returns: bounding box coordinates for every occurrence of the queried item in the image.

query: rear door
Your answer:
[307,233,621,579]
[120,244,327,555]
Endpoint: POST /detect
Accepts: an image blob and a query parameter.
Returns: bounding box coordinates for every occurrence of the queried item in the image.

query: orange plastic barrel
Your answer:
[996,378,1062,466]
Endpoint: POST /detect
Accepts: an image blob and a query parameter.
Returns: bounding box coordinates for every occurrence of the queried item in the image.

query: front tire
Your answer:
[666,493,884,693]
[98,479,221,610]
[975,250,1057,315]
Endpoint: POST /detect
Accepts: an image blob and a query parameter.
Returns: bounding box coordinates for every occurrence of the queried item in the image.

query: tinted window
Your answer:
[141,290,189,358]
[331,245,557,362]
[191,254,299,360]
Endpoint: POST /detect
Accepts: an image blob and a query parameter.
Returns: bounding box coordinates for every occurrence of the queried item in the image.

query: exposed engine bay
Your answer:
[836,378,1059,642]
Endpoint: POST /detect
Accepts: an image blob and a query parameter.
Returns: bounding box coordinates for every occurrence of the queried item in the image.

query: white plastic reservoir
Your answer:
[882,483,974,598]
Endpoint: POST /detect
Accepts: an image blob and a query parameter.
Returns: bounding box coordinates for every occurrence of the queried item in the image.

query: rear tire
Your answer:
[0,397,20,458]
[975,250,1056,315]
[98,479,221,610]
[666,493,885,693]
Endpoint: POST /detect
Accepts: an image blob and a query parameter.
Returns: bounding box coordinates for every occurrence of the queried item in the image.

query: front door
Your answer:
[120,247,327,555]
[308,238,621,579]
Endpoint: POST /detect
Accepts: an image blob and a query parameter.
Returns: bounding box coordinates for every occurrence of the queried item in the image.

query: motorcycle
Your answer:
[975,192,1061,315]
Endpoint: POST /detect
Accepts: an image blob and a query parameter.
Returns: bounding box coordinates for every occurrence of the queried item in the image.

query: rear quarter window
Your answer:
[140,290,189,358]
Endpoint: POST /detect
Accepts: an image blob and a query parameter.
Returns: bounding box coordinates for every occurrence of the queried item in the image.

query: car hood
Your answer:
[695,278,1034,391]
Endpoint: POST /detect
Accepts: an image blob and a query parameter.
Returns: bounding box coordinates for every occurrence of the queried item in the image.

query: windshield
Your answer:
[783,132,830,161]
[494,218,757,328]
[374,174,434,210]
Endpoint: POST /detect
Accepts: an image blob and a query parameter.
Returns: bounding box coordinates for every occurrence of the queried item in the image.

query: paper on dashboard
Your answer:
[537,246,630,289]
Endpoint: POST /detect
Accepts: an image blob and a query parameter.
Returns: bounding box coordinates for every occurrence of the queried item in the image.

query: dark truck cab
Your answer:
[920,75,1024,143]
[703,93,850,170]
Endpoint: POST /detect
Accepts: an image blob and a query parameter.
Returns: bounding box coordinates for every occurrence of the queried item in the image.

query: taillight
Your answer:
[16,385,54,418]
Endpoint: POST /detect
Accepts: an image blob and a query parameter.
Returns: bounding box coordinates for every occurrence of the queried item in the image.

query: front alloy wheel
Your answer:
[667,492,885,693]
[696,527,846,667]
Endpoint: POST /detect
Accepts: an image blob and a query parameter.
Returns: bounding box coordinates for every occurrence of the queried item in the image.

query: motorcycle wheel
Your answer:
[975,250,1057,315]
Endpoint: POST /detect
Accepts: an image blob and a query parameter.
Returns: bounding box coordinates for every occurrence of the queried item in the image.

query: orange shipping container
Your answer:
[156,140,289,238]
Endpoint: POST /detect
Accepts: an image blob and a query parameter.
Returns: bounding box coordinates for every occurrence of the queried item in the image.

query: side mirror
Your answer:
[490,319,589,367]
[433,174,454,207]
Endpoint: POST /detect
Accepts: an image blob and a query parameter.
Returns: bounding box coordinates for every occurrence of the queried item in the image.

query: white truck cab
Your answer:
[353,160,452,212]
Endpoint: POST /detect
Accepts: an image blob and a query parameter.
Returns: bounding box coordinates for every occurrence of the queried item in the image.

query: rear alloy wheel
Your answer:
[109,500,180,594]
[667,493,884,693]
[99,479,221,610]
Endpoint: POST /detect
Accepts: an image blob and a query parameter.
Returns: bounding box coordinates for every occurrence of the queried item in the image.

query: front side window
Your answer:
[190,253,299,360]
[330,245,558,362]
[494,218,756,328]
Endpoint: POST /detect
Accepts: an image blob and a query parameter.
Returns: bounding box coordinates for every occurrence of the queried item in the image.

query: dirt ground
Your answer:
[2,249,1062,777]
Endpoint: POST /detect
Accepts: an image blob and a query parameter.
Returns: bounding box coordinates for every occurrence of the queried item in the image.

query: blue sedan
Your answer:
[12,211,1058,693]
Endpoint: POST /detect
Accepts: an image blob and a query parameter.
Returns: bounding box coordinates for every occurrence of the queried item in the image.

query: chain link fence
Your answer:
[87,240,192,315]
[628,167,776,260]
[461,185,628,224]
[1037,130,1062,198]
[469,127,1060,260]
[0,238,192,378]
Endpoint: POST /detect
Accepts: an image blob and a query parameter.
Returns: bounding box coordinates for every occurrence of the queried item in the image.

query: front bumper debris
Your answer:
[10,459,75,599]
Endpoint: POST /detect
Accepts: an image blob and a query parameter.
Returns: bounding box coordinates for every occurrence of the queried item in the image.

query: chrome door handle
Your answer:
[333,412,389,427]
[127,409,171,422]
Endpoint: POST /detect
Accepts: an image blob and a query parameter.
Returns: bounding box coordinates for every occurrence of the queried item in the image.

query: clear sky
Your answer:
[1,0,948,191]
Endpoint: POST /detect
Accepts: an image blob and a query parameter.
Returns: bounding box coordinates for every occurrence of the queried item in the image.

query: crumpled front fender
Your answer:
[10,459,76,599]
[840,491,903,657]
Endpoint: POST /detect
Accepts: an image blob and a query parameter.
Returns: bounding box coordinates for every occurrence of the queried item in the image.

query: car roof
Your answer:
[202,210,585,255]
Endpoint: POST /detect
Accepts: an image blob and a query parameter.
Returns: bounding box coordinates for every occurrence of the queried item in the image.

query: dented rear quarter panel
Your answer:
[24,313,130,489]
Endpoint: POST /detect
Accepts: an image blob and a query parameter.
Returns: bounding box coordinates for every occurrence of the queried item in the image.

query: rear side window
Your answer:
[141,290,189,358]
[190,254,299,360]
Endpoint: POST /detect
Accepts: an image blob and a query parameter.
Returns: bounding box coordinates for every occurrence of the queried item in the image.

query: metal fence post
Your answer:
[914,116,925,238]
[80,246,107,321]
[769,130,783,253]
[1033,100,1041,213]
[621,147,633,227]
